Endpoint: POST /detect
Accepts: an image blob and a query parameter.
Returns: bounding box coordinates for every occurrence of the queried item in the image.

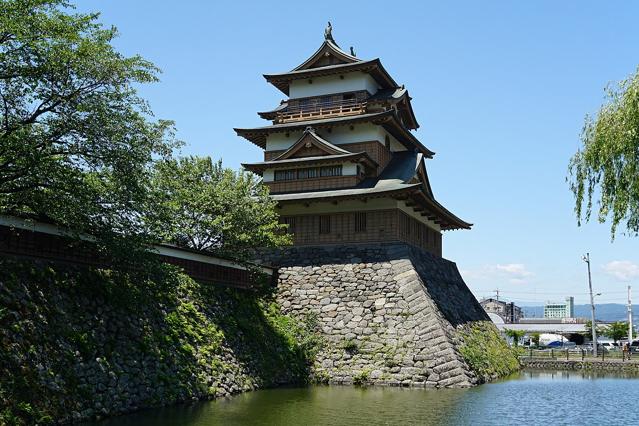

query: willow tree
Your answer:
[568,68,639,236]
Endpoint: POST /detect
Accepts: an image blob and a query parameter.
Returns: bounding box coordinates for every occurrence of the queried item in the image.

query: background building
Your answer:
[480,298,523,323]
[544,296,574,319]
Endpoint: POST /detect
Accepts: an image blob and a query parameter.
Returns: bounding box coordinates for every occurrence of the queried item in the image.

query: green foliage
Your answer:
[568,67,639,236]
[530,332,541,347]
[341,338,359,354]
[503,328,526,347]
[584,320,606,336]
[147,156,290,261]
[352,369,371,386]
[602,321,629,343]
[0,258,321,424]
[0,0,178,251]
[458,321,520,383]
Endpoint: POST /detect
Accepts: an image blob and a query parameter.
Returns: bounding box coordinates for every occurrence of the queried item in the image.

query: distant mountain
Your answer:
[521,304,638,322]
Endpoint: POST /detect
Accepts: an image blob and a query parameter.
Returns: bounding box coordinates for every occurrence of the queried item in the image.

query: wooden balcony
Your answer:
[277,98,367,123]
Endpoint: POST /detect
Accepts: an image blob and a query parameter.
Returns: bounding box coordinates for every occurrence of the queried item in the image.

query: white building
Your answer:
[544,297,574,319]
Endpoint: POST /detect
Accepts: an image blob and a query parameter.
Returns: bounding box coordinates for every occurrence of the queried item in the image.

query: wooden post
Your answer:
[566,349,569,361]
[551,348,554,359]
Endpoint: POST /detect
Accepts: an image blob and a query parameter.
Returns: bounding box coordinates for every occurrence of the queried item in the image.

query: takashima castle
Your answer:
[236,24,470,257]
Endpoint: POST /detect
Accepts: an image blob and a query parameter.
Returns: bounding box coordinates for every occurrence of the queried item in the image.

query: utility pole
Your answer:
[494,288,500,301]
[583,253,597,357]
[629,285,633,344]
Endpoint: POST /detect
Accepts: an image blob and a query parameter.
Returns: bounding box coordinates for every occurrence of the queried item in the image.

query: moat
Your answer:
[88,370,639,425]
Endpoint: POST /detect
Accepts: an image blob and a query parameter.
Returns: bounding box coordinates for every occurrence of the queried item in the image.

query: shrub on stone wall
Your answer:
[0,258,321,425]
[458,321,520,383]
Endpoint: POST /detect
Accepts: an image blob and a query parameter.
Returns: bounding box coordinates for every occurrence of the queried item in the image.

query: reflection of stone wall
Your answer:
[258,243,489,388]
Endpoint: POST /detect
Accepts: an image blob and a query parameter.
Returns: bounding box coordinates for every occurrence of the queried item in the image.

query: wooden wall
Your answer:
[279,209,442,256]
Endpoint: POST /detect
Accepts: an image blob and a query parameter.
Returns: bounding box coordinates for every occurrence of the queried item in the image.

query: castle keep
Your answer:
[239,26,494,387]
[236,24,470,257]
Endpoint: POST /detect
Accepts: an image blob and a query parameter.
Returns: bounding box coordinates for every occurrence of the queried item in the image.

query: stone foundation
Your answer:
[257,243,490,388]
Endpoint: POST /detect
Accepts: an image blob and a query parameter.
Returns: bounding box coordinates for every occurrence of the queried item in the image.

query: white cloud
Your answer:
[603,260,639,281]
[494,263,533,278]
[461,263,534,285]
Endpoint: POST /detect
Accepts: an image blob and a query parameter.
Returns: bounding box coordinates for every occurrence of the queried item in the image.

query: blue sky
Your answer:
[80,1,639,307]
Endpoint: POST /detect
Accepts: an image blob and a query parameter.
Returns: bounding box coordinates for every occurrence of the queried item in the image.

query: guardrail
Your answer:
[277,100,366,123]
[521,348,636,362]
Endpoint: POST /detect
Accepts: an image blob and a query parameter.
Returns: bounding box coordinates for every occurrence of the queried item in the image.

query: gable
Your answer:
[293,41,359,71]
[274,129,350,161]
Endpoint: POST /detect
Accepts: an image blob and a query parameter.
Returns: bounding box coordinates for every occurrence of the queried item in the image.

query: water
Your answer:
[91,370,639,425]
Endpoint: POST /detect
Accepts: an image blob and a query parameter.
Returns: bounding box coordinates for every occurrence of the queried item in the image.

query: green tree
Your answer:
[584,320,605,336]
[530,332,541,347]
[504,328,526,347]
[0,0,177,249]
[568,67,639,236]
[148,156,290,261]
[603,321,629,344]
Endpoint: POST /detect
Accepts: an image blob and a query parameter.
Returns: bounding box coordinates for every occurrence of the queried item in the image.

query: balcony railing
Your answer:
[277,98,366,123]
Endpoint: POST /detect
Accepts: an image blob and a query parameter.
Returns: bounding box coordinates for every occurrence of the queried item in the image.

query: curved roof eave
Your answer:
[234,110,434,157]
[263,59,398,95]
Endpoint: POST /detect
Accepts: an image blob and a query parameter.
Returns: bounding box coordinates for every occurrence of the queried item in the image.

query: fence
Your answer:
[521,348,635,362]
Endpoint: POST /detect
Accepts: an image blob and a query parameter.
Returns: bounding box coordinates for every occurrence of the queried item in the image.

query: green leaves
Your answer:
[569,67,639,237]
[601,321,629,343]
[148,156,291,261]
[0,0,178,253]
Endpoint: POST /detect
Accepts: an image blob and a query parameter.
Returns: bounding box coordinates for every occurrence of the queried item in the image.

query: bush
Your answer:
[458,321,520,383]
[352,369,371,386]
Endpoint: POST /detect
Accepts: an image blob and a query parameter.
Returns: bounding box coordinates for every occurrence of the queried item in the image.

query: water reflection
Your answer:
[88,370,639,426]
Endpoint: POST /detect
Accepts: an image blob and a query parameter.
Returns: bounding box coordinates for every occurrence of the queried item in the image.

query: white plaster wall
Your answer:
[266,132,304,151]
[289,72,379,98]
[342,162,358,176]
[264,124,406,153]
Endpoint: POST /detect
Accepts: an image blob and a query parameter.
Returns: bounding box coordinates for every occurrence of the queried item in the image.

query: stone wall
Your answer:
[0,258,318,425]
[257,242,492,388]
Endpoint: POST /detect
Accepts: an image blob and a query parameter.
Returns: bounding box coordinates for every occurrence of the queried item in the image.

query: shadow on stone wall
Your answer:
[0,258,316,425]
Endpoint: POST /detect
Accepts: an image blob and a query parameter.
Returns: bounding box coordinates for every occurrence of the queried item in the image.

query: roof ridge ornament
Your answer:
[304,126,316,134]
[324,21,335,44]
[350,46,356,57]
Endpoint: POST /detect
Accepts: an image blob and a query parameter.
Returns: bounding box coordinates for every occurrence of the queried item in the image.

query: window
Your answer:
[399,213,411,238]
[282,217,296,234]
[298,168,319,179]
[273,165,342,181]
[355,212,367,233]
[320,165,342,177]
[274,169,297,181]
[319,215,331,234]
[343,93,356,102]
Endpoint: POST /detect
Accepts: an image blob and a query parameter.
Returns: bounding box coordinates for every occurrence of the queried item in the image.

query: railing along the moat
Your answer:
[521,348,638,362]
